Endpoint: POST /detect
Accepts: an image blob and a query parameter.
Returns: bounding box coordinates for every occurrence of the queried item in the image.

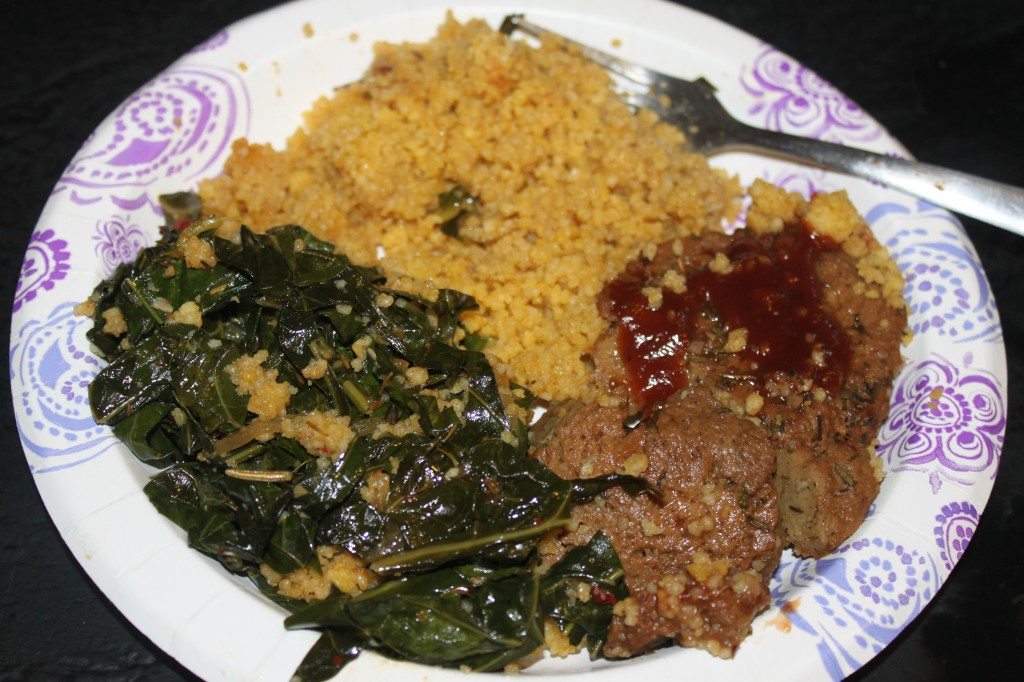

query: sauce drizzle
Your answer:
[608,222,851,414]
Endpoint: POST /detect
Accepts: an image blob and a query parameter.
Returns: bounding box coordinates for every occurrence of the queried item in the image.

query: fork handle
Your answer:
[725,124,1024,236]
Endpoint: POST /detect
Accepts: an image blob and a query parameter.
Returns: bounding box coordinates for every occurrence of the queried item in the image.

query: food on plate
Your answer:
[533,181,906,658]
[199,15,738,404]
[533,389,780,658]
[81,14,908,678]
[82,208,656,679]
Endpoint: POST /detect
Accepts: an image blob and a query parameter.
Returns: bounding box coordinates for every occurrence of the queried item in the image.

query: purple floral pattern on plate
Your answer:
[93,216,151,277]
[742,46,881,144]
[762,167,835,198]
[189,30,229,53]
[772,538,939,681]
[11,303,115,473]
[877,354,1004,493]
[933,501,978,571]
[53,64,249,213]
[15,229,71,313]
[869,200,1000,343]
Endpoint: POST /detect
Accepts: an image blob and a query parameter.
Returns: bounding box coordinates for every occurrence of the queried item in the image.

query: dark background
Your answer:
[2,0,1022,679]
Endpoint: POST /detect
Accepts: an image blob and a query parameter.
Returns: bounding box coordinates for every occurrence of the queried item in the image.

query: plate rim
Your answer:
[10,0,1008,680]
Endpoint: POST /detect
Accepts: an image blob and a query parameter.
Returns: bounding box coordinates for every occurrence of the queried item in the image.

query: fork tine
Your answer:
[500,14,659,88]
[499,14,734,155]
[620,90,666,115]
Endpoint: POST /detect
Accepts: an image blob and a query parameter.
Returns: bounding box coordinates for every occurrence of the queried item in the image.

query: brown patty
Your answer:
[531,225,905,658]
[532,387,780,659]
[592,230,904,558]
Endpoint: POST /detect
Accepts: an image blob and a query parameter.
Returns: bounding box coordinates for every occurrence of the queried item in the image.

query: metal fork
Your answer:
[501,15,1024,237]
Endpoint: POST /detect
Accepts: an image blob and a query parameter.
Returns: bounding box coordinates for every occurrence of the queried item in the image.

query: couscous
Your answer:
[201,16,739,403]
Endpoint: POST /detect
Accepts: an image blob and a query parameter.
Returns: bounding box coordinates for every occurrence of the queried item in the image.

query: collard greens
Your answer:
[85,203,653,679]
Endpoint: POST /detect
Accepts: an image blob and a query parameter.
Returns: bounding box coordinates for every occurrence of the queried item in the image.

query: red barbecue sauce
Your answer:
[607,222,851,414]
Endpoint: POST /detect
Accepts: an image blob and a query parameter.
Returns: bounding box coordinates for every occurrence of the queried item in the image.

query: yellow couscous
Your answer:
[200,16,738,403]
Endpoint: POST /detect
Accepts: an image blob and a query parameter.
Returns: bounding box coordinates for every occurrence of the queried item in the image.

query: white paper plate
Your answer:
[11,0,1007,680]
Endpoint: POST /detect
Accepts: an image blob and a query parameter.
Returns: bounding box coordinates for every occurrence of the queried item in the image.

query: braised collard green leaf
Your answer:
[316,498,384,557]
[84,203,646,677]
[265,509,318,574]
[540,531,627,658]
[215,227,291,299]
[291,629,365,682]
[144,464,253,572]
[366,439,575,574]
[111,401,176,466]
[220,476,294,562]
[158,191,202,226]
[285,533,624,674]
[169,331,248,435]
[436,185,479,239]
[573,473,664,504]
[89,335,174,425]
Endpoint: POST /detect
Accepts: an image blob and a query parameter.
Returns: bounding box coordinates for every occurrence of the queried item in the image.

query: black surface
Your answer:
[1,1,1021,680]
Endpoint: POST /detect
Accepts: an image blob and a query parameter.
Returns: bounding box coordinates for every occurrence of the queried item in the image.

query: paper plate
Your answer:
[11,0,1006,679]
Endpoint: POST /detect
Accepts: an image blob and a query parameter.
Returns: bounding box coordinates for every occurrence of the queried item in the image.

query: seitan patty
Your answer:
[531,190,905,659]
[590,224,905,559]
[532,387,780,659]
